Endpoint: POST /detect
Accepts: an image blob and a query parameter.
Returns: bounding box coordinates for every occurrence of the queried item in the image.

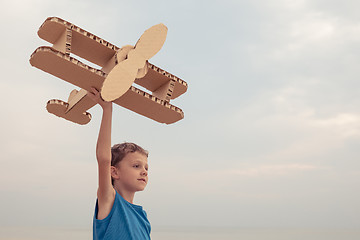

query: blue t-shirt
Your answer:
[93,191,151,240]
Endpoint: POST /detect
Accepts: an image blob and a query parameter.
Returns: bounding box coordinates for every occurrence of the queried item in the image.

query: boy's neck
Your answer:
[115,187,135,204]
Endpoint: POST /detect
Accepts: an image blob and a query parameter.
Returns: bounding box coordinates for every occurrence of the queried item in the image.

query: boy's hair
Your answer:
[111,142,148,185]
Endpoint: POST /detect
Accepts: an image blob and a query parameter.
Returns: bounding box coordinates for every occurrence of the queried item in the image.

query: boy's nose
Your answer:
[141,170,148,176]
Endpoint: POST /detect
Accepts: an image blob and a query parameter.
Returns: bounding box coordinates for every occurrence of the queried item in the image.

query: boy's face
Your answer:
[113,151,148,193]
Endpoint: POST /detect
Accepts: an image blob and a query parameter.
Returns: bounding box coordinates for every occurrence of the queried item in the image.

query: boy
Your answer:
[88,87,151,240]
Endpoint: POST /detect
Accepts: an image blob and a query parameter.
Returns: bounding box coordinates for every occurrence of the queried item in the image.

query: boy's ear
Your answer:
[111,166,120,180]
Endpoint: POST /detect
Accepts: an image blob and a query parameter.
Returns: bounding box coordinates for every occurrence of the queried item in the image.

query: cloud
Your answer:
[221,163,319,177]
[309,113,360,137]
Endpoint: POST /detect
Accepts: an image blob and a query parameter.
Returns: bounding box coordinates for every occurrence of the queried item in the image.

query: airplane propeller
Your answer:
[100,23,168,102]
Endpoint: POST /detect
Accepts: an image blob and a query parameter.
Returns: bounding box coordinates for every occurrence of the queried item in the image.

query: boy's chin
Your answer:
[137,187,146,192]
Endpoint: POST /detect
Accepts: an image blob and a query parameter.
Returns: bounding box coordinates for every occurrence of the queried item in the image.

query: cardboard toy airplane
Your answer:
[30,17,187,124]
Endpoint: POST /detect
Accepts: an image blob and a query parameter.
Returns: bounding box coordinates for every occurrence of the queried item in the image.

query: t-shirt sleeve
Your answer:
[93,193,118,240]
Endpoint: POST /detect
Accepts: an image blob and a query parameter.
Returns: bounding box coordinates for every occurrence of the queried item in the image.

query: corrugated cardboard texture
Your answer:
[47,99,92,125]
[30,47,184,123]
[30,17,187,124]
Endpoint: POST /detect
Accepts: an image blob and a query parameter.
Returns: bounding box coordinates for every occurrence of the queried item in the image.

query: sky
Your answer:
[0,0,360,232]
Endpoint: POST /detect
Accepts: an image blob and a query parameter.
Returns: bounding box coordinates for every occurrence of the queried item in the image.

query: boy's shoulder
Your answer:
[93,190,151,240]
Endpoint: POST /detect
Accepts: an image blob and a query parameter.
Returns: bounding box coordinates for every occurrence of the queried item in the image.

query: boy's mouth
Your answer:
[138,178,146,183]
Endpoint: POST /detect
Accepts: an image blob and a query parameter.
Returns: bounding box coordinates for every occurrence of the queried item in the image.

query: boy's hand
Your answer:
[87,87,112,109]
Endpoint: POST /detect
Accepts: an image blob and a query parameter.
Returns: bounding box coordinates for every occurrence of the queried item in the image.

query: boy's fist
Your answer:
[87,87,112,109]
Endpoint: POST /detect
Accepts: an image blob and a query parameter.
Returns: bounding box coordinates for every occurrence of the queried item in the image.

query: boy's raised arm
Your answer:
[88,88,115,219]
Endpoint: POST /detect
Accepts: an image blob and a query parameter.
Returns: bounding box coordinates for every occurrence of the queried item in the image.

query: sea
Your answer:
[0,226,359,240]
